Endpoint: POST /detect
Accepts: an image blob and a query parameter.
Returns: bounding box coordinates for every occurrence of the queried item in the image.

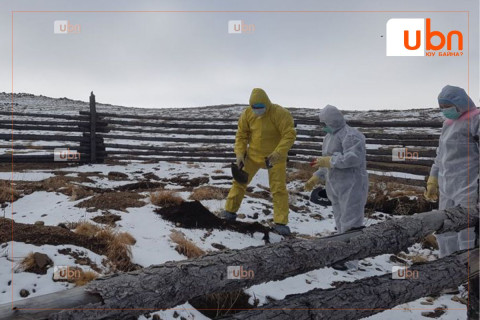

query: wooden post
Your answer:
[89,92,96,163]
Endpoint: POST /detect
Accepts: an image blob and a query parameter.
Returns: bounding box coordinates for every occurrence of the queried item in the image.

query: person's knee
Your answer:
[271,186,287,197]
[269,177,287,193]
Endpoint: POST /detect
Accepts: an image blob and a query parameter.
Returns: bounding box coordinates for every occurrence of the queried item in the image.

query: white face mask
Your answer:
[253,108,266,116]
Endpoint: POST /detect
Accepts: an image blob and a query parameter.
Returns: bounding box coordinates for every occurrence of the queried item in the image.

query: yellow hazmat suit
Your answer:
[225,88,296,225]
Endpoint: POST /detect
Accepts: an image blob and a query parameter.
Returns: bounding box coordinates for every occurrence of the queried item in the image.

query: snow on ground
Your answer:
[137,303,211,320]
[0,241,108,302]
[0,171,54,181]
[0,94,464,319]
[0,159,469,320]
[9,191,92,225]
[368,169,426,181]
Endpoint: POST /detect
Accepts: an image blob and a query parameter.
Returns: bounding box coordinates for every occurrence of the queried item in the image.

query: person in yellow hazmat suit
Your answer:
[221,88,297,235]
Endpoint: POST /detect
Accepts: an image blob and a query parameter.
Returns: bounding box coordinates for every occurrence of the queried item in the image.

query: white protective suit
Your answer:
[314,105,369,234]
[431,85,479,257]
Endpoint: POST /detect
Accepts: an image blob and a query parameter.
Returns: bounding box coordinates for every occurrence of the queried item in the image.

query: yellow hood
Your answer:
[249,88,273,109]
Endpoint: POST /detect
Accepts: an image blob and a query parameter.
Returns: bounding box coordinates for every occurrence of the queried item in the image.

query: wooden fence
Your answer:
[0,92,106,163]
[1,92,443,185]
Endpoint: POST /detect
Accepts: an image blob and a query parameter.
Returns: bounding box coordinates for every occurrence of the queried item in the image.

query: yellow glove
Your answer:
[304,175,321,191]
[235,154,245,168]
[312,156,332,169]
[267,151,282,166]
[424,176,439,202]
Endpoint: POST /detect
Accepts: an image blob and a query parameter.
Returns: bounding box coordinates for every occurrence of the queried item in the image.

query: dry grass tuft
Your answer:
[19,252,35,271]
[68,186,94,201]
[94,227,115,242]
[116,232,137,245]
[0,180,20,203]
[74,270,98,286]
[96,227,136,271]
[422,234,439,250]
[41,176,71,191]
[74,221,102,237]
[189,186,226,201]
[170,230,205,259]
[150,190,183,207]
[107,237,133,271]
[409,254,429,264]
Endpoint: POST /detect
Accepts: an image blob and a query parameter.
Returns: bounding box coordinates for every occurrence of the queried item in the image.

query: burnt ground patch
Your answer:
[155,201,271,242]
[91,213,122,226]
[0,218,108,256]
[75,191,147,212]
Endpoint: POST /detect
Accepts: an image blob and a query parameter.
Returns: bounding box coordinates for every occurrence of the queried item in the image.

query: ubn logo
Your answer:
[227,266,254,279]
[54,148,81,161]
[386,18,463,56]
[392,148,419,162]
[54,20,81,34]
[53,266,82,280]
[392,266,419,279]
[228,20,255,34]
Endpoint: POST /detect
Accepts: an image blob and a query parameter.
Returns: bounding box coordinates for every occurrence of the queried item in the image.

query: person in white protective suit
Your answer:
[424,85,479,258]
[304,105,369,270]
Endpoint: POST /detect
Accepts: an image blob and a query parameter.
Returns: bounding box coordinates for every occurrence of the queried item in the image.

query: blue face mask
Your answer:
[252,103,266,116]
[322,126,334,134]
[442,106,461,120]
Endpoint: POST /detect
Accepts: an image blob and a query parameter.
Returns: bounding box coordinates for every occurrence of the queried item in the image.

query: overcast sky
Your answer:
[0,0,478,110]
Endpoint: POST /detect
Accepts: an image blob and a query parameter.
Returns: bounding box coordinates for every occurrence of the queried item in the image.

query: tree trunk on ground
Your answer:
[222,249,476,320]
[468,274,479,320]
[468,250,479,319]
[0,207,476,320]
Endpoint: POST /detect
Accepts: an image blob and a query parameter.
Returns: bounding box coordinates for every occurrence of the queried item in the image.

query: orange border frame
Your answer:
[10,9,472,315]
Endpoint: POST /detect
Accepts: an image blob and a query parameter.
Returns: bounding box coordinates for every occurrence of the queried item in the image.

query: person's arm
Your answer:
[314,168,327,182]
[430,129,443,178]
[273,108,296,157]
[429,150,439,178]
[234,110,250,157]
[330,133,365,169]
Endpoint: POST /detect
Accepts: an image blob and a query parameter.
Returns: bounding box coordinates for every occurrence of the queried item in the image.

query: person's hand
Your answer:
[304,175,321,191]
[424,176,439,202]
[267,151,282,166]
[236,154,246,168]
[311,156,332,169]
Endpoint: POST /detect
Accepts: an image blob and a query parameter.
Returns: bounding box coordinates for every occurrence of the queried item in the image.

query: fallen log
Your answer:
[468,249,479,319]
[222,249,477,320]
[0,207,476,320]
